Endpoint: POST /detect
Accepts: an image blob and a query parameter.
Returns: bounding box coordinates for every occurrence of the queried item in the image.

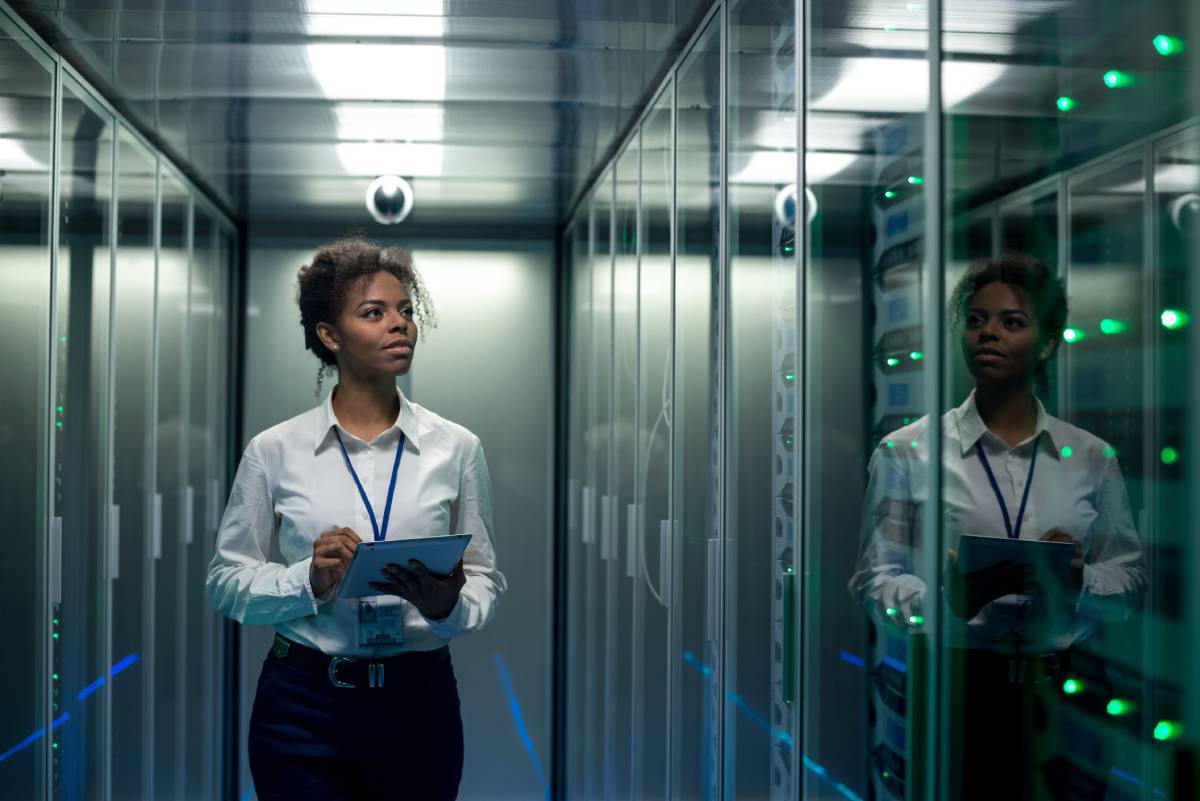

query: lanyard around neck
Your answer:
[334,428,405,543]
[975,436,1038,540]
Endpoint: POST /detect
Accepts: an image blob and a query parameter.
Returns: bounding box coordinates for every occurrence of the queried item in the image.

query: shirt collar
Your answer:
[953,389,1060,457]
[314,385,421,454]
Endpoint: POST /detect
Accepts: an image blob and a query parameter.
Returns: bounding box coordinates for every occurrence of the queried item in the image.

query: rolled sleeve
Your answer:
[424,437,507,639]
[205,439,324,625]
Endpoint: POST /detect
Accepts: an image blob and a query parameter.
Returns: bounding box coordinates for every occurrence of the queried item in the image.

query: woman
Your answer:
[849,253,1144,798]
[206,238,506,801]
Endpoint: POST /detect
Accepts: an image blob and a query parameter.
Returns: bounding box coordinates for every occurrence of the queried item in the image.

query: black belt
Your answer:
[270,633,448,689]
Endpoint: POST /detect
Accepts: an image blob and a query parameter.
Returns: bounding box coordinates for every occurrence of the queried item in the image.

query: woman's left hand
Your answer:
[369,559,466,621]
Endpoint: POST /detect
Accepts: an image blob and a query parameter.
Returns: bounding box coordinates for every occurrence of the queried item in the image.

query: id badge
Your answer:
[357,596,405,647]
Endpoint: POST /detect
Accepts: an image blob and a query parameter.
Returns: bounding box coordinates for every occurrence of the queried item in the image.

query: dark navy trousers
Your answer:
[248,646,464,801]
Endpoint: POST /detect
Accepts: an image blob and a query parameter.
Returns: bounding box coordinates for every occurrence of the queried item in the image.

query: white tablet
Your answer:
[336,534,472,599]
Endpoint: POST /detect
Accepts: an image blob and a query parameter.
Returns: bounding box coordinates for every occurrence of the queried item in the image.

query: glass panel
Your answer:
[828,2,933,801]
[940,1,1198,798]
[153,169,190,801]
[725,0,799,798]
[611,140,639,801]
[673,19,720,801]
[52,75,113,801]
[566,220,589,801]
[110,128,155,801]
[587,172,613,801]
[185,206,218,798]
[636,86,672,801]
[0,17,53,800]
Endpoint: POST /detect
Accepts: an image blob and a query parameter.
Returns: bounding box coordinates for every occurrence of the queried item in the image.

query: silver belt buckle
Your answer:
[329,656,357,688]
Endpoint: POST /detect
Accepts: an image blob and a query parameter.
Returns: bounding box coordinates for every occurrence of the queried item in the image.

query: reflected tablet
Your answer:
[337,534,471,599]
[956,533,1074,579]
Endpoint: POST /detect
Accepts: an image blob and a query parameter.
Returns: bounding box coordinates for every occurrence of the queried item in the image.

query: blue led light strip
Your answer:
[0,652,138,763]
[492,652,549,800]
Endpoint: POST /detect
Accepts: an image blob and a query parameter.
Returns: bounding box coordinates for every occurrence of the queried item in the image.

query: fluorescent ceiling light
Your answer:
[336,142,444,177]
[333,103,445,142]
[810,58,1006,113]
[304,0,445,14]
[305,15,445,38]
[306,44,446,101]
[732,151,857,185]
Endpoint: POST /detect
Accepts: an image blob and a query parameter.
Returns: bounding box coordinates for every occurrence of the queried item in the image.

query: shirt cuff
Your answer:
[289,557,326,614]
[423,592,467,638]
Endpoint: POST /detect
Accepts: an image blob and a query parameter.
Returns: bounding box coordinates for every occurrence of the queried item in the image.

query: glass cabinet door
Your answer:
[52,74,114,801]
[0,15,54,801]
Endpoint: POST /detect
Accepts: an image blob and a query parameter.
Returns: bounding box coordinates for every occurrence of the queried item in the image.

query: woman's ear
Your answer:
[1039,336,1060,363]
[316,321,339,352]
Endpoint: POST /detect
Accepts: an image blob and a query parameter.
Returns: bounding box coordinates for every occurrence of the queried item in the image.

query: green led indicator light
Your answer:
[886,607,899,616]
[783,436,794,448]
[1161,309,1190,329]
[885,441,896,448]
[1103,445,1118,459]
[1161,446,1180,465]
[53,618,59,626]
[784,372,795,382]
[902,417,912,424]
[56,405,63,413]
[59,336,66,343]
[1154,720,1183,740]
[1060,445,1074,458]
[1103,70,1136,89]
[52,673,59,681]
[56,421,63,429]
[52,632,59,640]
[908,615,924,625]
[907,175,924,185]
[1107,698,1133,716]
[782,242,795,255]
[884,190,897,199]
[1062,327,1085,343]
[52,742,59,750]
[1099,318,1128,335]
[910,440,919,449]
[1153,35,1184,56]
[1062,678,1083,694]
[886,357,900,367]
[1056,96,1077,112]
[910,351,924,361]
[883,24,897,32]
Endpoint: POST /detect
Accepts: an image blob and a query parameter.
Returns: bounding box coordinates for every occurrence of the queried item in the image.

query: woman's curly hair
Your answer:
[948,252,1068,394]
[297,237,437,395]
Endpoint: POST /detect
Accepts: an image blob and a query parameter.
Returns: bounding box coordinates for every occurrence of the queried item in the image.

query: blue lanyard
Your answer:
[334,429,405,543]
[975,437,1038,539]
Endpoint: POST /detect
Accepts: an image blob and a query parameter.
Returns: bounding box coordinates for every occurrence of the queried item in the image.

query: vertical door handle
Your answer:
[209,477,222,531]
[49,516,63,605]
[152,492,163,559]
[582,486,595,544]
[109,504,120,581]
[625,504,638,578]
[183,485,194,545]
[568,478,579,532]
[659,519,672,609]
[706,538,719,645]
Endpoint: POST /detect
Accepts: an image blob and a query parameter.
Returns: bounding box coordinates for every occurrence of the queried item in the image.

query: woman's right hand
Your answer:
[310,527,363,598]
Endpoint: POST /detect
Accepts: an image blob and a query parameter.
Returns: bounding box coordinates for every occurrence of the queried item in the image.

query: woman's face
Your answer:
[327,271,418,377]
[961,281,1054,387]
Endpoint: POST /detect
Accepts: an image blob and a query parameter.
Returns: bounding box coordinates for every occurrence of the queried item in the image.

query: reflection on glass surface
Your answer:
[111,127,156,801]
[725,1,797,798]
[52,75,113,801]
[0,15,53,800]
[154,169,190,801]
[673,18,720,801]
[636,88,672,801]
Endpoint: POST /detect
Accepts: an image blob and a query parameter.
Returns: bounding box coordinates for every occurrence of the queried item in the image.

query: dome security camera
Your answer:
[366,175,414,225]
[1169,193,1200,238]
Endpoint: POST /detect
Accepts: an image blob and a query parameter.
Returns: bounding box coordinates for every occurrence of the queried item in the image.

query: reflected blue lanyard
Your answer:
[334,429,405,543]
[975,437,1038,540]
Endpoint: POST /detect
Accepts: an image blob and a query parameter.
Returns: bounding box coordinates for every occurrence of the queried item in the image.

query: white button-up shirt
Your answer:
[206,387,506,656]
[849,390,1145,652]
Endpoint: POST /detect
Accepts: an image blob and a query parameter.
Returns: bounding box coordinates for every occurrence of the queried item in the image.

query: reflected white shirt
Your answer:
[849,390,1145,652]
[206,386,506,656]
